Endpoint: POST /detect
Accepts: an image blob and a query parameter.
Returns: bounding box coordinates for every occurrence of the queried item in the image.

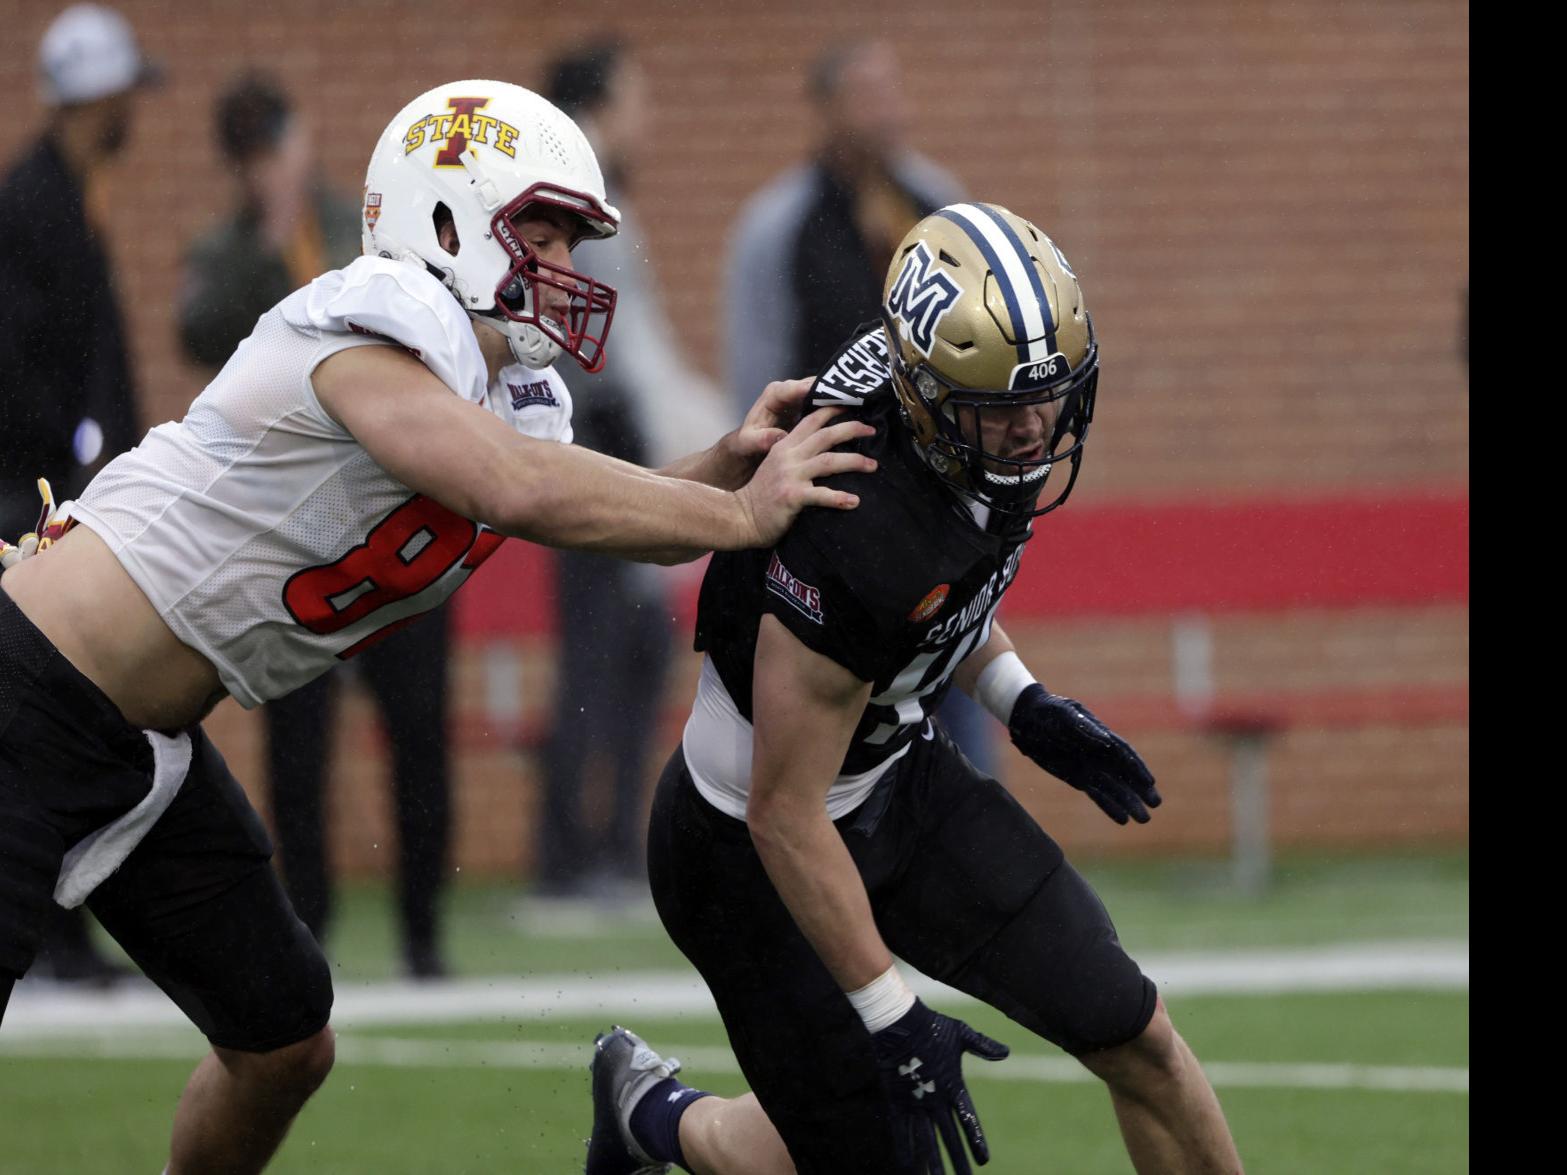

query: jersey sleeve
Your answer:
[758,525,906,685]
[285,256,490,405]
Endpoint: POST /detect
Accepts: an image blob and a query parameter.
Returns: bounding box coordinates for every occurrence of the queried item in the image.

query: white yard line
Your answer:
[0,1032,1469,1095]
[1,942,1470,1096]
[2,939,1468,1040]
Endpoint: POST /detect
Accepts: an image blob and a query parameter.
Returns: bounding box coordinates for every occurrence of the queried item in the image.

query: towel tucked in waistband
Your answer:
[53,728,192,909]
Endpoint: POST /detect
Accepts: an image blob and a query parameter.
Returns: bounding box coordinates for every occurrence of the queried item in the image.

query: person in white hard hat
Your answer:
[0,3,163,987]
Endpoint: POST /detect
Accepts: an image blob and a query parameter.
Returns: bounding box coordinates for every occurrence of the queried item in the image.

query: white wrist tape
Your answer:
[846,964,917,1033]
[975,651,1039,724]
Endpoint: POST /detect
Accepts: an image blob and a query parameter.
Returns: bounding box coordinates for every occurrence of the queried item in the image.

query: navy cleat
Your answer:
[586,1026,682,1175]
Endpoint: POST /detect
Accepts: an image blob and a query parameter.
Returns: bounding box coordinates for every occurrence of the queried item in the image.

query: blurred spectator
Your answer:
[536,39,728,903]
[178,72,361,364]
[177,72,454,979]
[1,2,158,533]
[724,38,964,421]
[0,1,161,985]
[722,39,999,775]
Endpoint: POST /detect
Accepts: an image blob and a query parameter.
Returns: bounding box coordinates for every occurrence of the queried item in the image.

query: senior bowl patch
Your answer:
[908,583,950,622]
[507,379,560,410]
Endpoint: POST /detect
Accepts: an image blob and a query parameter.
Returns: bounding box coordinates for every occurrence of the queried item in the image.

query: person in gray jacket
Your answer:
[723,39,1002,776]
[723,39,964,424]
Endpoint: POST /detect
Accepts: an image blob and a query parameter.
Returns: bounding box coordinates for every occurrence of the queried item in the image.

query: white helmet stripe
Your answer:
[940,203,1056,363]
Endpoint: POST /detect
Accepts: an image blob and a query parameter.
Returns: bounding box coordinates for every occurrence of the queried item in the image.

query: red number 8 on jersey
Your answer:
[283,494,501,638]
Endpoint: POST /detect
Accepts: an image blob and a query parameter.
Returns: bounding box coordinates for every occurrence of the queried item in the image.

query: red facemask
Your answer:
[489,184,618,372]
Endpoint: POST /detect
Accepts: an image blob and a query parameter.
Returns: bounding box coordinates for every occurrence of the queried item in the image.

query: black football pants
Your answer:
[648,726,1157,1175]
[0,590,331,1047]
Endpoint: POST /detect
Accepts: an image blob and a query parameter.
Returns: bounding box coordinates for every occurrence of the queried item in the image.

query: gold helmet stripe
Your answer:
[936,203,1058,366]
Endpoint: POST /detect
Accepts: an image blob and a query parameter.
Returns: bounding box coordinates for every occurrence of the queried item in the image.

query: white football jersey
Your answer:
[74,256,572,708]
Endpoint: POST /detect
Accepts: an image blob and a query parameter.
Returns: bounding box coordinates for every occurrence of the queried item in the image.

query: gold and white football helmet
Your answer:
[362,80,619,371]
[881,202,1098,522]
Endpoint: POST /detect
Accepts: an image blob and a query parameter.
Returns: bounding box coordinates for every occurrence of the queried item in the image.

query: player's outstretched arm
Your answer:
[961,623,1162,825]
[658,377,814,490]
[749,616,1007,1174]
[313,346,873,563]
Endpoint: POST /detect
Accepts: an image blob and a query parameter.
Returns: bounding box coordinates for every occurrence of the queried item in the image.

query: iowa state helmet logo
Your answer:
[887,241,962,357]
[403,96,520,166]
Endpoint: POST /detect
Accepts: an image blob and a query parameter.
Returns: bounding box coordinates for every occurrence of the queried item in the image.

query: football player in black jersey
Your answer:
[586,204,1243,1175]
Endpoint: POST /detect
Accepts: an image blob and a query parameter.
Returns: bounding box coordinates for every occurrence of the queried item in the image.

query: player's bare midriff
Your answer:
[0,525,225,731]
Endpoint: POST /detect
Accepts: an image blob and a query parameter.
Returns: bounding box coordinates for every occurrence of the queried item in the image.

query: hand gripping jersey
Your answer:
[685,328,1028,820]
[74,256,572,708]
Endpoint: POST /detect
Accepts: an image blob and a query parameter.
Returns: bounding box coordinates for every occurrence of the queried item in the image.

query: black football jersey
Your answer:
[694,329,1029,776]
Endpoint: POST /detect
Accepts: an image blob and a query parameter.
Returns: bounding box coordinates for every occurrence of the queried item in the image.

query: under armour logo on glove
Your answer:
[871,999,1009,1174]
[900,1057,937,1099]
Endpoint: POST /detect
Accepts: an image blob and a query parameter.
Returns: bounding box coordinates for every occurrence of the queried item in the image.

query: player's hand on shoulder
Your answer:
[1008,684,1161,824]
[722,377,815,471]
[747,376,814,442]
[871,998,1009,1174]
[734,407,877,547]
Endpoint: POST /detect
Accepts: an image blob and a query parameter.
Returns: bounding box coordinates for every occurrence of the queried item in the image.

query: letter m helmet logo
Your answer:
[887,242,962,357]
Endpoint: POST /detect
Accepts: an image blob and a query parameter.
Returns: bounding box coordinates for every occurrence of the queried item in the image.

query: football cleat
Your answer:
[586,1026,681,1175]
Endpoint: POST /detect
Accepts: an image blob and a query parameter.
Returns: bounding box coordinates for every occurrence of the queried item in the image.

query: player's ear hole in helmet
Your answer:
[433,202,459,255]
[881,202,1098,529]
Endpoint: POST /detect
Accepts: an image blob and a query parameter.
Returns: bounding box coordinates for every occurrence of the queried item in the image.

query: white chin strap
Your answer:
[469,312,561,369]
[504,322,561,369]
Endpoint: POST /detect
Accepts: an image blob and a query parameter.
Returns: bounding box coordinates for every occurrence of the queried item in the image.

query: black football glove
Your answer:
[1008,683,1161,825]
[871,999,1010,1174]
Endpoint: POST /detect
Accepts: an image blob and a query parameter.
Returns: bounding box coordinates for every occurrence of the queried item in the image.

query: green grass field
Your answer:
[0,852,1468,1174]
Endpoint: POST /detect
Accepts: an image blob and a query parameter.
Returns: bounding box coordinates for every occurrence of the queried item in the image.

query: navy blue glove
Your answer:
[871,999,1010,1174]
[1008,683,1161,825]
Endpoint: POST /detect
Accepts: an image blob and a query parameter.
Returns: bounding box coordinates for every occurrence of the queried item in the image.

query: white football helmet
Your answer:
[362,79,620,371]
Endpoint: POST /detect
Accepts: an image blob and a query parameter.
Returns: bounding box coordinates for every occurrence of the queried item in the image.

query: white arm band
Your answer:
[974,651,1039,724]
[846,964,917,1032]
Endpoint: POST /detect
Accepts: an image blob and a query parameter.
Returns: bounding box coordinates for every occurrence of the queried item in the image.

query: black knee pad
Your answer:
[97,864,336,1053]
[948,861,1159,1057]
[197,875,336,1053]
[1050,930,1159,1056]
[248,914,336,1053]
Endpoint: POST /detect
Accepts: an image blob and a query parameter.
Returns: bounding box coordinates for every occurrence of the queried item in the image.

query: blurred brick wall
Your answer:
[0,0,1468,874]
[202,605,1467,877]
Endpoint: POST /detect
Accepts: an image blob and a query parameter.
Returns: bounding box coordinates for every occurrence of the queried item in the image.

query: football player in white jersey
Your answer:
[0,80,873,1175]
